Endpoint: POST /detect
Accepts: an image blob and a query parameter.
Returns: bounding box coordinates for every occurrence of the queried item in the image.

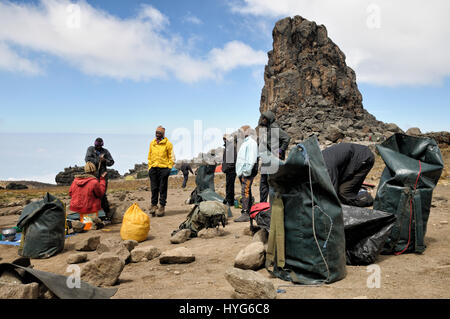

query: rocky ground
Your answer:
[0,147,449,299]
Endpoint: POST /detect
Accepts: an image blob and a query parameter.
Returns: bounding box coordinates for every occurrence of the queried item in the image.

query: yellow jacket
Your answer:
[148,138,175,169]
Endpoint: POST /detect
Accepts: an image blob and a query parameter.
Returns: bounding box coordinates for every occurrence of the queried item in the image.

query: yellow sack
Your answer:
[120,203,150,242]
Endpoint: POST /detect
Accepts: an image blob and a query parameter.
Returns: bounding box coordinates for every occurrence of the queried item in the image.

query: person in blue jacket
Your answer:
[234,125,259,222]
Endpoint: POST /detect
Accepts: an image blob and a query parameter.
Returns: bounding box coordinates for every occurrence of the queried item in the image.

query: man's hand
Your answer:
[101,171,108,178]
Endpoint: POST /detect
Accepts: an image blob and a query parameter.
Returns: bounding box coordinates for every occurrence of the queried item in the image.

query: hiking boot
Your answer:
[149,205,158,217]
[156,206,165,217]
[234,210,250,222]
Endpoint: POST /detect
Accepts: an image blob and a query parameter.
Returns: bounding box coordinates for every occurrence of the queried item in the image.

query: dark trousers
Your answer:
[239,175,254,212]
[259,173,269,203]
[225,172,237,205]
[149,167,170,207]
[338,159,375,207]
[182,173,189,188]
[100,177,111,219]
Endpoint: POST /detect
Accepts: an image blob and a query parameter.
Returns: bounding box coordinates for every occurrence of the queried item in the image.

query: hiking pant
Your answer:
[239,175,254,212]
[259,173,269,203]
[100,177,112,219]
[149,167,170,207]
[182,173,189,188]
[338,158,375,207]
[225,172,237,206]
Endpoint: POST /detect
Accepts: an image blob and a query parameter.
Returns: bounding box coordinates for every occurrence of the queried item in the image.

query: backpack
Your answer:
[172,201,227,237]
[249,202,271,232]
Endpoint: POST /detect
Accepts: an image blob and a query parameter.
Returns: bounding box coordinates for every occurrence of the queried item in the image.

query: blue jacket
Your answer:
[236,136,258,177]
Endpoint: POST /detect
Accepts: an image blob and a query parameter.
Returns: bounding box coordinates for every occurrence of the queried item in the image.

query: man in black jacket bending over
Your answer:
[322,143,375,207]
[85,137,115,219]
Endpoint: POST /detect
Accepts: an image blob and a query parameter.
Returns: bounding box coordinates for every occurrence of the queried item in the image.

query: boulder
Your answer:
[234,242,265,270]
[224,268,276,299]
[75,235,101,251]
[80,253,125,287]
[170,229,192,244]
[159,247,195,264]
[66,253,88,264]
[198,228,226,239]
[130,246,161,263]
[0,282,39,299]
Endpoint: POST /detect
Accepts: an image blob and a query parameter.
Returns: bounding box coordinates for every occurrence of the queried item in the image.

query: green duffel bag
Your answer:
[17,193,66,259]
[266,135,347,285]
[373,133,444,255]
[172,201,227,237]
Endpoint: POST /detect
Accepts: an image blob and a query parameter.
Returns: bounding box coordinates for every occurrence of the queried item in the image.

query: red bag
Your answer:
[250,202,270,219]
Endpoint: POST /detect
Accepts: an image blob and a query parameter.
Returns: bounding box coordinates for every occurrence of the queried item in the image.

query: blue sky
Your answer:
[0,0,449,183]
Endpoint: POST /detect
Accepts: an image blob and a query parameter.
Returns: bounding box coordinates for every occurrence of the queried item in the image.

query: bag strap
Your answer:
[265,194,285,269]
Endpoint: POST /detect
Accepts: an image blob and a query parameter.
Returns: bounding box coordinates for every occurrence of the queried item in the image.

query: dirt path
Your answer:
[1,155,449,299]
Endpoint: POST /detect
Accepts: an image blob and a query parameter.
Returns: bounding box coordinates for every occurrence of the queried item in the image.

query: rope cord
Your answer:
[395,160,422,256]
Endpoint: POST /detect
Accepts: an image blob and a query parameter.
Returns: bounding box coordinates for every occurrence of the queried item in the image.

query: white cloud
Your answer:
[0,42,42,75]
[0,0,266,82]
[231,0,450,86]
[183,12,203,25]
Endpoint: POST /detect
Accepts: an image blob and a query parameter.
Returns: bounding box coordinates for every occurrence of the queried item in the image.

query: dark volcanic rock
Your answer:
[55,166,121,186]
[6,183,28,190]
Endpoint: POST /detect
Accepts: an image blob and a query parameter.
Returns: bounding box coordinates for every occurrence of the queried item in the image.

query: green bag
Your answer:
[173,201,227,237]
[17,193,66,259]
[266,135,347,285]
[373,133,444,255]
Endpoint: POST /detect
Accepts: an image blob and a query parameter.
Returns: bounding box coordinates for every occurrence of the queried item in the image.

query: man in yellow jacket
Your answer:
[148,125,175,217]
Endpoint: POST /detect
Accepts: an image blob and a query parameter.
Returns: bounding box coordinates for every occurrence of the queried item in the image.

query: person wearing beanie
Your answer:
[257,110,291,203]
[148,125,175,217]
[69,162,107,217]
[234,125,258,222]
[222,133,238,207]
[84,137,115,220]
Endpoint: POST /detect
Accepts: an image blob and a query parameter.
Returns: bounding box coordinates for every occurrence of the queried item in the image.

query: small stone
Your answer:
[234,242,265,270]
[71,220,85,233]
[159,247,195,264]
[198,228,225,239]
[225,267,276,299]
[174,271,181,275]
[96,239,131,264]
[66,253,88,264]
[440,221,448,225]
[0,270,23,284]
[75,235,101,251]
[170,229,191,244]
[130,246,161,263]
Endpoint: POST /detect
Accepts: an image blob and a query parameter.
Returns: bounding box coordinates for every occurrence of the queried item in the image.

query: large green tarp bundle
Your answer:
[373,133,444,255]
[17,193,66,259]
[266,135,347,284]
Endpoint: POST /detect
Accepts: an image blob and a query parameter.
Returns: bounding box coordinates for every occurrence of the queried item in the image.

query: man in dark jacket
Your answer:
[222,134,237,207]
[322,143,375,207]
[180,161,194,188]
[257,110,291,203]
[85,137,115,219]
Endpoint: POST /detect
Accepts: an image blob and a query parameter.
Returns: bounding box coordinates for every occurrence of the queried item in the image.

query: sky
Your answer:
[0,0,449,183]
